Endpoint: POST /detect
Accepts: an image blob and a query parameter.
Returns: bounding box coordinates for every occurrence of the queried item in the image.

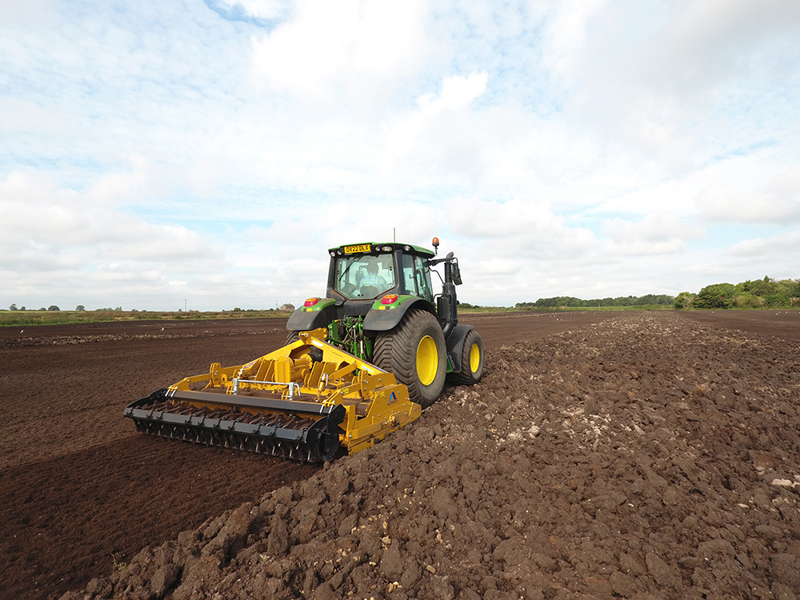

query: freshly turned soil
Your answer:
[1,311,799,600]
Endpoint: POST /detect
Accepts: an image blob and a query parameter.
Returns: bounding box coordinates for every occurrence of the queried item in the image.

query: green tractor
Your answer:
[286,238,484,407]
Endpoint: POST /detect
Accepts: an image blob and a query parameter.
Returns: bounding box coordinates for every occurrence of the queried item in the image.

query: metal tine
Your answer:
[130,400,330,462]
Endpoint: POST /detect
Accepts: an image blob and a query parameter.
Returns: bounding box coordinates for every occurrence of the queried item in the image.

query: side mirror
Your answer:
[451,262,462,286]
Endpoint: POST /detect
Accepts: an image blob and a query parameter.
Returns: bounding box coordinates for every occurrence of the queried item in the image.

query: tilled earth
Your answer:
[2,311,800,600]
[0,312,611,600]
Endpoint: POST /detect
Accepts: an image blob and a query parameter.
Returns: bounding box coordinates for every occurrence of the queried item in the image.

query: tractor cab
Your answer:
[327,243,435,304]
[290,240,460,334]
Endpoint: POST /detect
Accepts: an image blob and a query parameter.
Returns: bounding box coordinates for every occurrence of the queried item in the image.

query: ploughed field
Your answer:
[1,311,799,600]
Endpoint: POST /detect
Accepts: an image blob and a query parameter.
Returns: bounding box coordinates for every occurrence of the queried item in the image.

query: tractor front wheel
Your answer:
[373,308,447,408]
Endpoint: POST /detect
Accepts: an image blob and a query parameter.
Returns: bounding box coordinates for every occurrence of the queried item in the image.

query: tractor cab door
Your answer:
[401,254,434,303]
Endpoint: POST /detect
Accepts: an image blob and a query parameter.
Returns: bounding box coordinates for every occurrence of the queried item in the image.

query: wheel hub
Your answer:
[416,335,438,385]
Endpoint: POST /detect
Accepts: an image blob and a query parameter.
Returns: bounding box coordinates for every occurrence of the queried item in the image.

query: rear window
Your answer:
[333,254,396,299]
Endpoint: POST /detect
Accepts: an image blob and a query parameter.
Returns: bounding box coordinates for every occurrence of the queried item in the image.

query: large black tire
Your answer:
[373,307,447,408]
[447,329,484,386]
[285,330,301,345]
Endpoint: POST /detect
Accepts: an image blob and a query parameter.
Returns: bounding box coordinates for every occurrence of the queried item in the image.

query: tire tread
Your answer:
[373,307,446,408]
[448,329,484,386]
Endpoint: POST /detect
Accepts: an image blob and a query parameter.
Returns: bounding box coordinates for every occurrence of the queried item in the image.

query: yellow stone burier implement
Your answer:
[123,329,421,462]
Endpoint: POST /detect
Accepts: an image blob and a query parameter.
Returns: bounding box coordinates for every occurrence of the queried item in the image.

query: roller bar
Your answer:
[124,389,345,462]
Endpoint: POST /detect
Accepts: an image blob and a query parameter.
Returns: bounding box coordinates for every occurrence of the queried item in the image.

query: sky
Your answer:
[1,0,799,311]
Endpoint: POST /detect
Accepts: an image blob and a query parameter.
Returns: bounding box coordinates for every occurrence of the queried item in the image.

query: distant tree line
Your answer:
[516,294,675,309]
[4,305,302,313]
[8,304,61,311]
[675,277,800,309]
[6,304,121,312]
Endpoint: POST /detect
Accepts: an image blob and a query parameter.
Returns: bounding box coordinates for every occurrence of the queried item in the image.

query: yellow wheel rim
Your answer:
[469,342,481,373]
[416,335,438,386]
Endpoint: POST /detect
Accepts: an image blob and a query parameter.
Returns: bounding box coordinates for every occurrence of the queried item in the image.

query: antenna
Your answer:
[393,227,396,242]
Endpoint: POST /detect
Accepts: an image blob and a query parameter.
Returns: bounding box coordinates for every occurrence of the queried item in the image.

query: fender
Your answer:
[444,323,474,374]
[363,297,436,333]
[286,298,337,332]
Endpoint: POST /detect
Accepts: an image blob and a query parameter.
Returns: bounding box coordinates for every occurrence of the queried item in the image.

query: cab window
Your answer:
[333,254,395,299]
[402,254,418,296]
[414,256,433,302]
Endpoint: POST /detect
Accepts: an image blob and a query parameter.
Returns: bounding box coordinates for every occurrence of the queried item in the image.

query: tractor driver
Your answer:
[359,260,389,295]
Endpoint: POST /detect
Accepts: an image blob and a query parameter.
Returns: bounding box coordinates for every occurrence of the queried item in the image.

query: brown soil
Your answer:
[675,309,800,343]
[2,311,799,600]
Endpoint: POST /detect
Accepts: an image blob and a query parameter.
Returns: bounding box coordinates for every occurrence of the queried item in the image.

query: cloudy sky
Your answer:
[1,0,799,311]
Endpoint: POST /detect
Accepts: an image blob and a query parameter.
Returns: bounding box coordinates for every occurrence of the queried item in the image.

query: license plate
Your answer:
[344,244,371,254]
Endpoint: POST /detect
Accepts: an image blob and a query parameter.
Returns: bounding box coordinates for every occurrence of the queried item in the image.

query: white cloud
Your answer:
[541,0,607,81]
[380,72,489,182]
[542,0,800,169]
[250,0,431,102]
[729,230,800,257]
[218,0,290,20]
[0,170,213,274]
[697,165,800,224]
[699,188,800,225]
[662,0,800,91]
[447,196,597,264]
[0,98,76,137]
[602,212,705,255]
[418,72,488,111]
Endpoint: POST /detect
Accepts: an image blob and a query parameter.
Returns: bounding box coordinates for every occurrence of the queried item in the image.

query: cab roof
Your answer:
[328,242,435,259]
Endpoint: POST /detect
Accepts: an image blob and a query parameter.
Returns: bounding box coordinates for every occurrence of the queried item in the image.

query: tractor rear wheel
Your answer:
[286,331,301,345]
[373,307,447,408]
[448,329,484,386]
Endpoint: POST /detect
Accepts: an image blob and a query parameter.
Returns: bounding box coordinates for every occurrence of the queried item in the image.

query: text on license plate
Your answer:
[344,244,371,254]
